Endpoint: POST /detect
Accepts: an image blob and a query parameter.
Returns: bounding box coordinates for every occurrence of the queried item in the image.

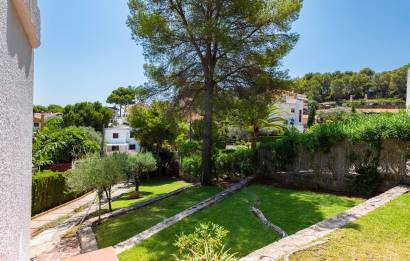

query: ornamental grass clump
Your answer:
[174,222,238,261]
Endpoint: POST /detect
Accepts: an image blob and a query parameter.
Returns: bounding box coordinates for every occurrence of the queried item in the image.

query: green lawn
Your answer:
[117,184,363,261]
[289,194,410,261]
[107,178,191,211]
[94,186,221,248]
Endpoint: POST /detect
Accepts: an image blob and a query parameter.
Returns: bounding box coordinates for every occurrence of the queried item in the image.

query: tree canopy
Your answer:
[292,64,410,102]
[127,101,180,150]
[106,86,138,117]
[127,0,302,184]
[32,126,101,170]
[63,102,113,131]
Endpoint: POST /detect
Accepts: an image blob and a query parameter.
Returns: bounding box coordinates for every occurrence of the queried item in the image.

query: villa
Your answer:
[276,95,307,132]
[105,118,140,154]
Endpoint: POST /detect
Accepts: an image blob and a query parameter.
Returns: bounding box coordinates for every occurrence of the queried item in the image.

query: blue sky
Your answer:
[34,0,410,105]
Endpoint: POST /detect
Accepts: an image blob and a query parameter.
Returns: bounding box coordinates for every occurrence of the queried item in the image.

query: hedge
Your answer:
[32,171,88,216]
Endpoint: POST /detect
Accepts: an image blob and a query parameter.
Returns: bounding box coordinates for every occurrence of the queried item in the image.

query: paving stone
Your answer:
[30,183,133,260]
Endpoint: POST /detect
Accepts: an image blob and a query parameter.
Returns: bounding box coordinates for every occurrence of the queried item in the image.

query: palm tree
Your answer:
[229,95,285,150]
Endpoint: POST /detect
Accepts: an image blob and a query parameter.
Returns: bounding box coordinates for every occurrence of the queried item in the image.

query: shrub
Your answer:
[214,149,255,178]
[32,126,101,170]
[174,222,238,261]
[32,171,88,215]
[181,156,201,177]
[352,165,382,197]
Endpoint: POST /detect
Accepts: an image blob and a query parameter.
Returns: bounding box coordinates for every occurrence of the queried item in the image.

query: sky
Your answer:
[34,0,410,105]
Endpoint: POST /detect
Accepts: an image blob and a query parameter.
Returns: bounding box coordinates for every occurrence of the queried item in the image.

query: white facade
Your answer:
[0,0,40,260]
[275,96,305,132]
[104,125,140,154]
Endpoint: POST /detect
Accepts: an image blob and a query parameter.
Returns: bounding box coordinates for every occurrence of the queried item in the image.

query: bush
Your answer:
[256,136,283,144]
[32,126,101,170]
[32,171,88,215]
[352,165,382,196]
[174,222,238,261]
[157,148,179,177]
[181,156,201,177]
[214,149,255,178]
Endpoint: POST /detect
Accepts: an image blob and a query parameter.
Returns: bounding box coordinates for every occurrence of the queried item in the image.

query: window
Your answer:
[291,108,295,113]
[129,144,136,150]
[113,133,119,139]
[112,146,119,152]
[33,122,40,127]
[299,110,302,123]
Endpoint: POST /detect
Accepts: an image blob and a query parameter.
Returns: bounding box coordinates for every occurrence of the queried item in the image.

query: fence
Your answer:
[257,139,410,193]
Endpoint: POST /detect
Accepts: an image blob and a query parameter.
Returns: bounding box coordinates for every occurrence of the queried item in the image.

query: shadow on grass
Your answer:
[94,186,221,248]
[117,191,154,201]
[118,184,363,261]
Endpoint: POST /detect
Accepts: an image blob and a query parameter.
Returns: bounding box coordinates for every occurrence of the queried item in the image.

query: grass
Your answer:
[117,184,363,261]
[94,186,221,248]
[289,194,410,261]
[107,178,191,211]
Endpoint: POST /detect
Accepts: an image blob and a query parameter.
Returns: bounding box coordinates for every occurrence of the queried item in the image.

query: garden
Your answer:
[29,1,410,260]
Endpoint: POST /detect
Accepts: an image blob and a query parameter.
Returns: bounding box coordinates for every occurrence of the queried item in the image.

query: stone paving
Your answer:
[31,192,95,234]
[112,176,255,254]
[241,185,410,261]
[30,183,133,261]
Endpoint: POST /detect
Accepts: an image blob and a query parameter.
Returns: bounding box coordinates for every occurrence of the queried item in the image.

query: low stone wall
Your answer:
[258,139,410,193]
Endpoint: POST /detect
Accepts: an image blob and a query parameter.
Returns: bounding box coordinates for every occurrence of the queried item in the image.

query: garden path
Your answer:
[30,182,133,261]
[241,185,410,261]
[31,192,95,235]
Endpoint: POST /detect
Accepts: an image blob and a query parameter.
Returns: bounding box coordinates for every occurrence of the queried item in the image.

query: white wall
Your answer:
[105,128,130,144]
[0,1,39,260]
[276,97,304,132]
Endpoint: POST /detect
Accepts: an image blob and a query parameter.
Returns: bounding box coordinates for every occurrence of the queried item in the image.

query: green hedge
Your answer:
[32,171,88,215]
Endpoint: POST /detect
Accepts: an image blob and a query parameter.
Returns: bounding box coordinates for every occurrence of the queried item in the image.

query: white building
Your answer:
[104,123,140,154]
[275,95,306,132]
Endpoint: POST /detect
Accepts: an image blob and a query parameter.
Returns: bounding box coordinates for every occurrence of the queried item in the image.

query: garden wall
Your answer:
[258,139,410,193]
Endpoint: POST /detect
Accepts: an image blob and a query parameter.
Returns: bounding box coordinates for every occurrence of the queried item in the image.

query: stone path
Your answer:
[30,183,133,261]
[241,185,410,261]
[31,192,95,235]
[113,176,255,254]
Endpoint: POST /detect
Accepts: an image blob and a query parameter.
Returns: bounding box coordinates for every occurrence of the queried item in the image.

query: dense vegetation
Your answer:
[292,64,409,102]
[32,122,101,170]
[32,171,89,215]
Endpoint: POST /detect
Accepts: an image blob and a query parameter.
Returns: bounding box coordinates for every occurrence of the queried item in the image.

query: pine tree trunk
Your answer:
[201,83,214,185]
